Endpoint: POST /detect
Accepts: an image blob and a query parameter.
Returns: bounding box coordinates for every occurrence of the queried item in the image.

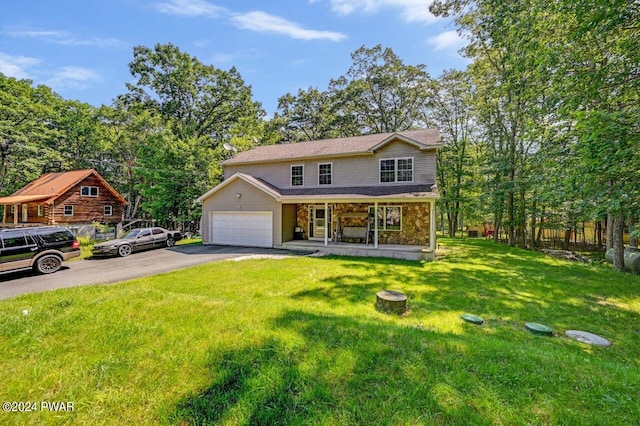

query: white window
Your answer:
[291,165,304,186]
[81,186,99,197]
[369,206,402,231]
[37,205,44,217]
[104,205,113,216]
[63,205,74,216]
[379,158,413,183]
[318,163,332,185]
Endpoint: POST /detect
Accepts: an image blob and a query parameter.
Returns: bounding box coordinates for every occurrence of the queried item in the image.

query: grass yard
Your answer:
[1,238,639,425]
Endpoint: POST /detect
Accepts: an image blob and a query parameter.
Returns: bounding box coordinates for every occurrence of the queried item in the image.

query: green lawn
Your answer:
[1,238,639,425]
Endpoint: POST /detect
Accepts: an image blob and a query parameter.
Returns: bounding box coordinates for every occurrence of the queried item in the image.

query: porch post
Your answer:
[13,204,18,225]
[374,201,379,249]
[324,202,328,246]
[429,200,436,251]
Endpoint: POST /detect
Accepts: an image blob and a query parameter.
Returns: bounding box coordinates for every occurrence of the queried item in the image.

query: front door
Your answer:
[314,208,326,238]
[22,205,28,222]
[310,205,332,240]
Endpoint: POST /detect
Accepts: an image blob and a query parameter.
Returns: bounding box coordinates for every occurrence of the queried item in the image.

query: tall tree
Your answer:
[329,45,431,134]
[0,74,62,194]
[431,0,640,269]
[429,70,478,236]
[52,100,108,171]
[273,87,336,142]
[124,43,263,142]
[121,43,265,226]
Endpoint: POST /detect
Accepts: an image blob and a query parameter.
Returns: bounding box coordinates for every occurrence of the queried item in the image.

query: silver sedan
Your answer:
[92,227,182,257]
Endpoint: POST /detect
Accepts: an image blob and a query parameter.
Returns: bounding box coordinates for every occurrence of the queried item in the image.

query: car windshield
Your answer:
[123,230,141,239]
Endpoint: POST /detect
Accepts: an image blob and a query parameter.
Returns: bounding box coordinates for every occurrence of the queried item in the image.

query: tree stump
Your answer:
[376,290,407,314]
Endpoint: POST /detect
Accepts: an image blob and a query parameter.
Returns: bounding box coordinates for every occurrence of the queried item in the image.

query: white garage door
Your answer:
[210,211,273,247]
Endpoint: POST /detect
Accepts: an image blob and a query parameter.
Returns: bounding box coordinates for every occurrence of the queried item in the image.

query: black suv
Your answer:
[0,227,81,275]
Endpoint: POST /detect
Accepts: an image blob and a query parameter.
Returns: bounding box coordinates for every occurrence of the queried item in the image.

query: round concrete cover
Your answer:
[566,330,612,347]
[461,313,484,325]
[525,322,553,336]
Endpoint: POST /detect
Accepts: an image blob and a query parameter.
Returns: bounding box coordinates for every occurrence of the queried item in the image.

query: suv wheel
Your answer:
[35,255,62,274]
[118,244,132,257]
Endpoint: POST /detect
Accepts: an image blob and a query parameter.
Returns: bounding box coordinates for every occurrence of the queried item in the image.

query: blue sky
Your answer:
[1,0,469,116]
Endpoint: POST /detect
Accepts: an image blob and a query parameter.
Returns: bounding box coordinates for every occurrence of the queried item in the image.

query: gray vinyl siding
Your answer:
[224,140,437,189]
[200,179,282,246]
[281,204,297,243]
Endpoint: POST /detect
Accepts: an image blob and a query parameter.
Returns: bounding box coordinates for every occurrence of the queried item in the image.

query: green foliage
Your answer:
[0,74,63,194]
[270,45,432,142]
[429,0,639,253]
[120,43,265,226]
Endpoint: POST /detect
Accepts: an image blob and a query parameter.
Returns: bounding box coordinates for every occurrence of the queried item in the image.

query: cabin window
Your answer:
[291,165,304,186]
[379,158,413,183]
[81,186,99,197]
[63,205,74,216]
[37,205,44,217]
[104,205,113,216]
[318,163,332,185]
[368,206,402,231]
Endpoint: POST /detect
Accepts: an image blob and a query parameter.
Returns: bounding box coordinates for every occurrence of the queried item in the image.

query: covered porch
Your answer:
[280,194,437,261]
[282,239,434,261]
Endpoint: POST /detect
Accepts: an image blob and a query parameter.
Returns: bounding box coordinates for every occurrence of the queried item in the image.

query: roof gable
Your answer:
[223,129,441,166]
[197,173,282,203]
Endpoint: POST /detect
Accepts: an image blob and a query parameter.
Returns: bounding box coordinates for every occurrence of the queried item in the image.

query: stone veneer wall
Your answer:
[294,202,431,245]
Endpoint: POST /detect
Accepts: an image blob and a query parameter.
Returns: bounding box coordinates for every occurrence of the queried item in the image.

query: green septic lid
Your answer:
[525,322,553,336]
[461,313,484,325]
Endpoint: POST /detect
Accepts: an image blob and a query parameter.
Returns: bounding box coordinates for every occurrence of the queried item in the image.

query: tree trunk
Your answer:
[494,210,502,243]
[596,221,603,248]
[612,214,625,271]
[536,206,545,246]
[563,228,571,251]
[629,215,637,248]
[507,188,515,246]
[606,213,614,251]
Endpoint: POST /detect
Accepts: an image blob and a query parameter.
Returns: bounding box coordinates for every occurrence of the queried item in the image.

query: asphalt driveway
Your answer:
[0,244,298,300]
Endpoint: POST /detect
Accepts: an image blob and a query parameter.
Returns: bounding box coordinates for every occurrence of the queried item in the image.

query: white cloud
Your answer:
[210,48,263,65]
[0,53,41,79]
[231,11,346,41]
[0,53,101,91]
[8,28,125,48]
[156,0,227,17]
[427,30,467,52]
[45,66,101,90]
[326,0,437,23]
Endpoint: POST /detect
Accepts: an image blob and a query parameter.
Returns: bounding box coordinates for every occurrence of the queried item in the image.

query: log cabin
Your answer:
[0,169,127,228]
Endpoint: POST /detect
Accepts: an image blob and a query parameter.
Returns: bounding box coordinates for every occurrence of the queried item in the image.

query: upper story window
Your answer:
[318,163,332,185]
[291,165,304,186]
[380,158,413,183]
[81,186,99,197]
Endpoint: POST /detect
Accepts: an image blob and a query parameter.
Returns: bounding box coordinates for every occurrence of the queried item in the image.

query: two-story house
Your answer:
[197,129,441,260]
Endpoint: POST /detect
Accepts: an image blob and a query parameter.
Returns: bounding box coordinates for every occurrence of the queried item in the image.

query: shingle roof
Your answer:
[0,169,127,205]
[223,129,441,165]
